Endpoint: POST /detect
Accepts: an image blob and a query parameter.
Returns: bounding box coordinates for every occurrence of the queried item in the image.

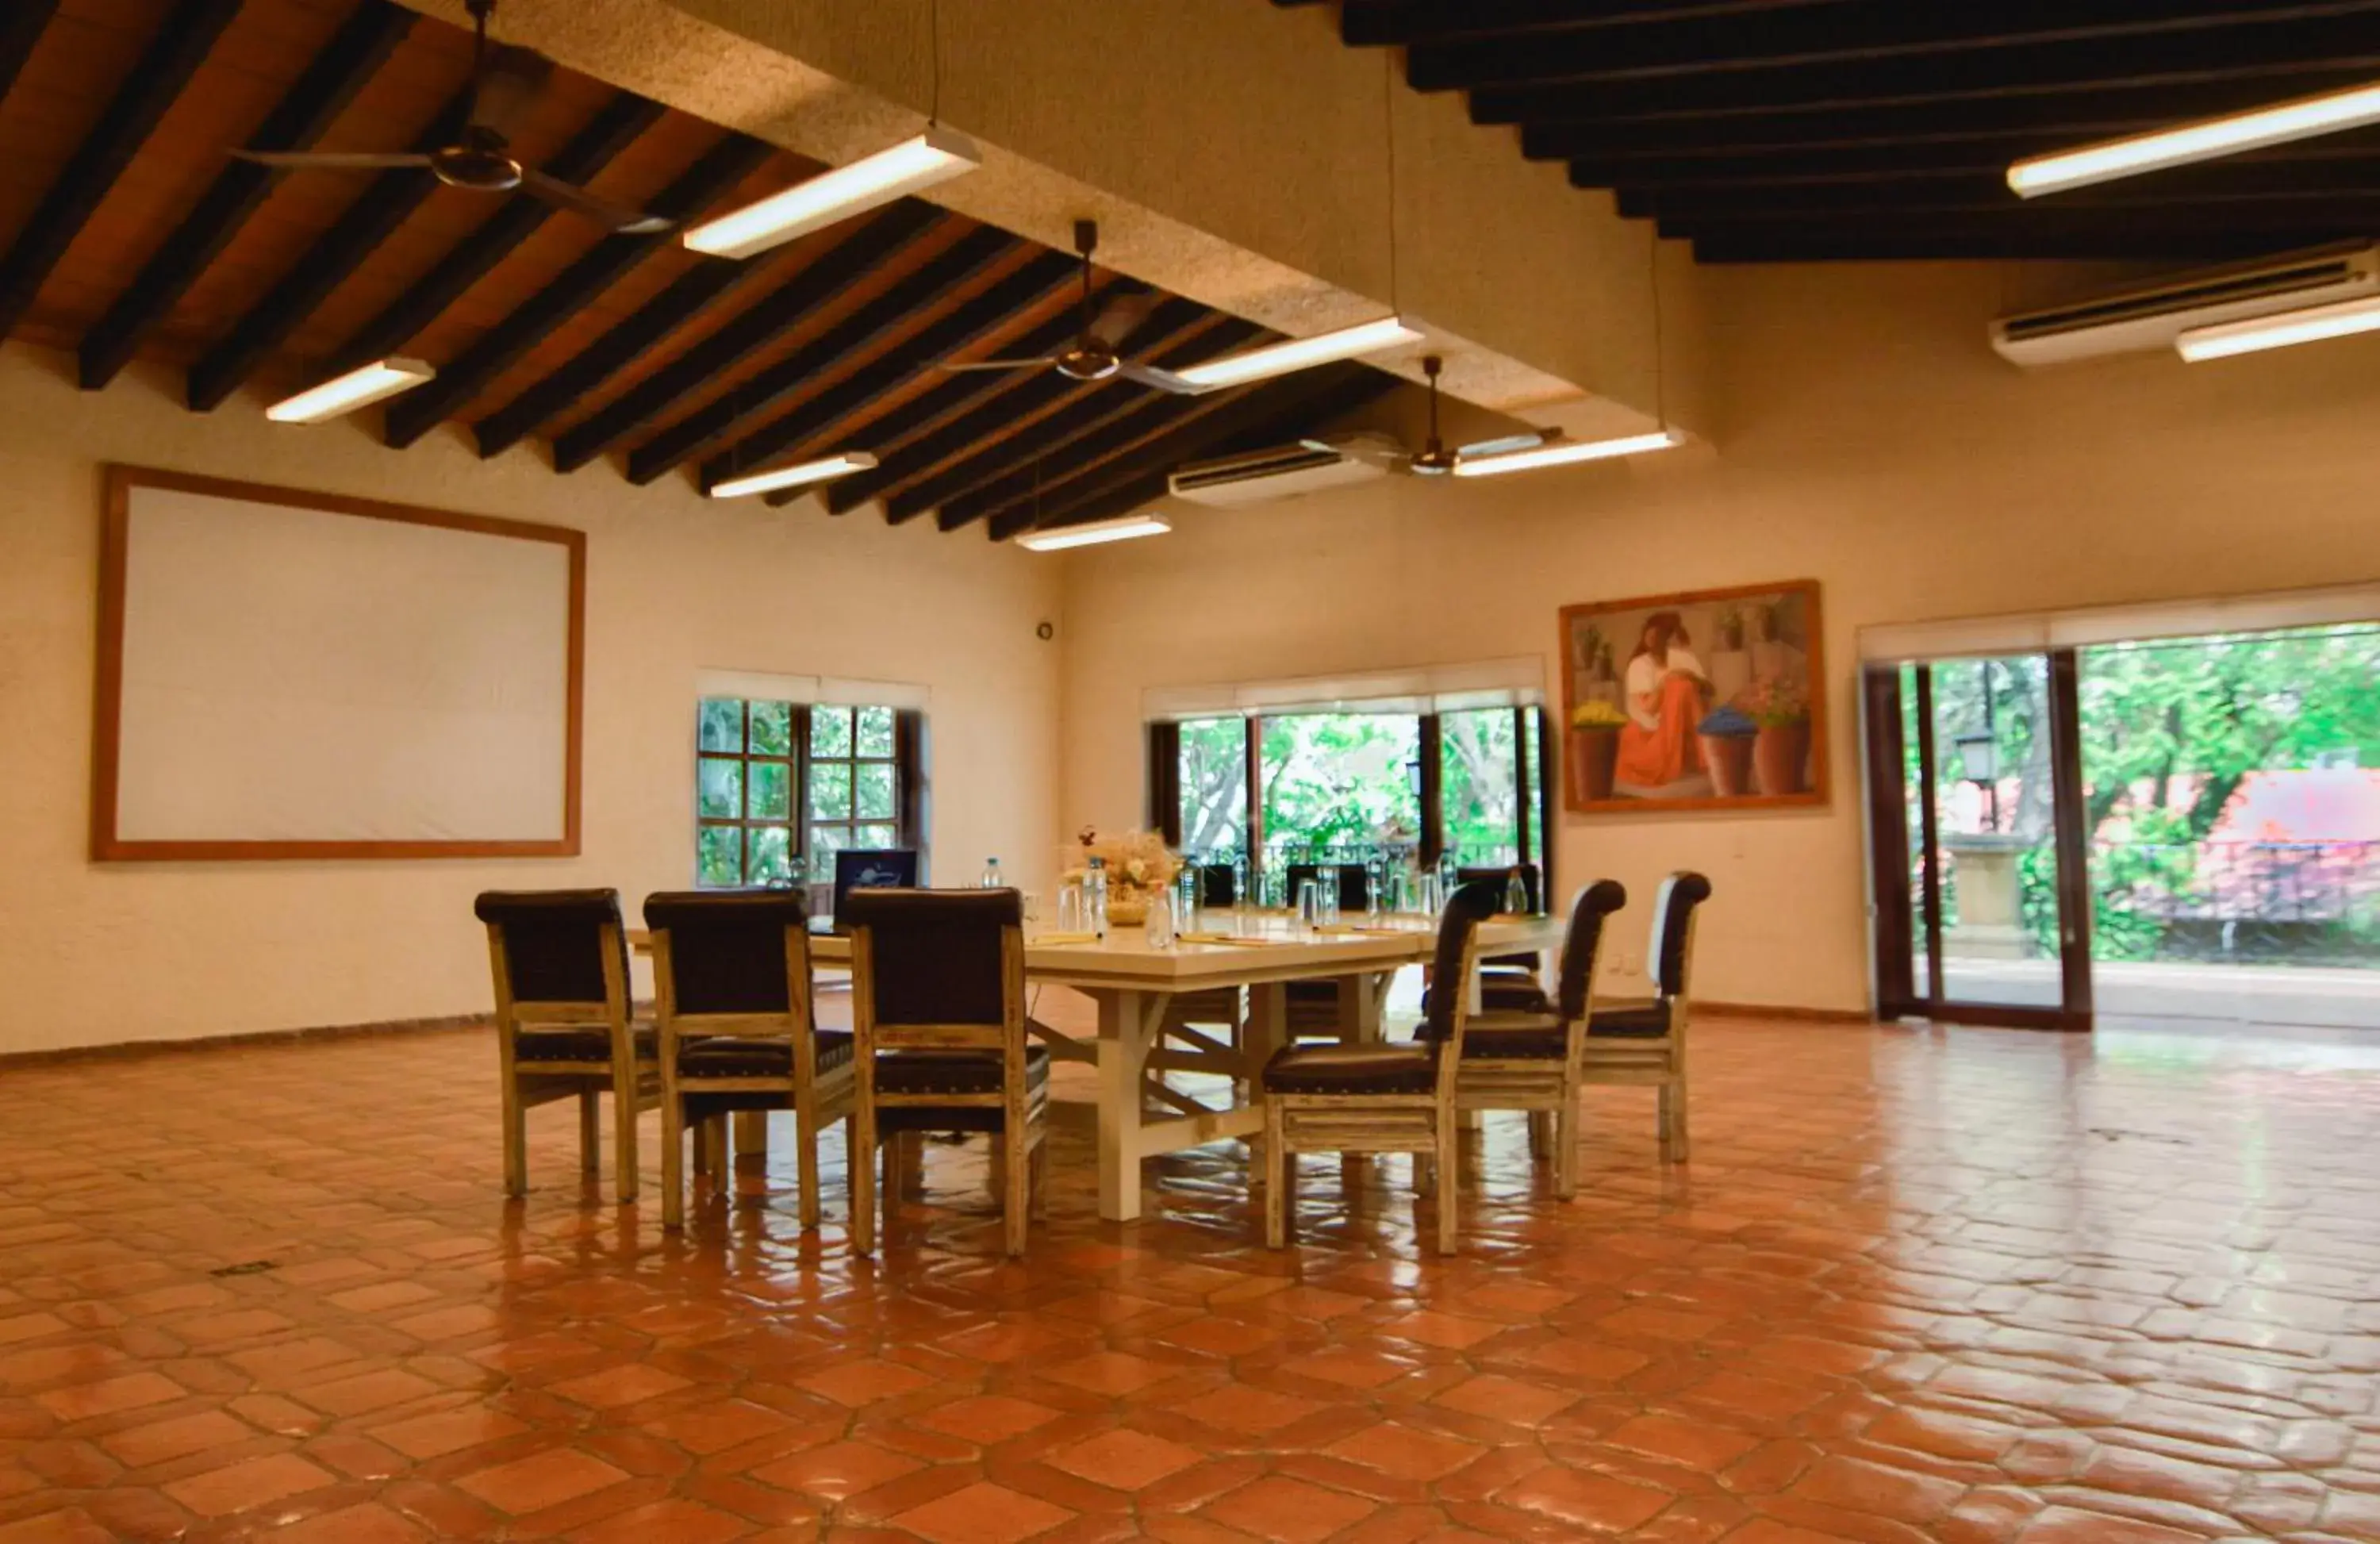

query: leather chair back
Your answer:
[1556,881,1629,1020]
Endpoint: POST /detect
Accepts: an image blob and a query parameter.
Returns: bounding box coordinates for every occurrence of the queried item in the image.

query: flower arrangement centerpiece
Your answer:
[1695,702,1759,797]
[1067,826,1181,928]
[1734,675,1812,796]
[1567,698,1629,803]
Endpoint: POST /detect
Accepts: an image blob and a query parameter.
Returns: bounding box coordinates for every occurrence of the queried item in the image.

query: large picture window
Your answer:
[696,697,915,888]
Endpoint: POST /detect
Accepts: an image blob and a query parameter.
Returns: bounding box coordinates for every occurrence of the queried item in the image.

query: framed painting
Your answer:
[1558,578,1828,814]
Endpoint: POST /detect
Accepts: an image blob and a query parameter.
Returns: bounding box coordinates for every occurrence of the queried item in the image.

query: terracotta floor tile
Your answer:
[892,1480,1073,1544]
[750,1440,923,1500]
[564,1497,754,1543]
[549,1363,693,1409]
[97,1409,255,1468]
[796,1358,935,1408]
[1047,1427,1206,1490]
[1203,1474,1379,1542]
[260,1501,429,1542]
[916,1394,1064,1444]
[161,1452,338,1519]
[29,1370,183,1422]
[366,1407,528,1461]
[454,1447,631,1514]
[1497,1465,1673,1532]
[1430,1374,1575,1426]
[1038,1350,1183,1396]
[1175,1386,1325,1435]
[1326,1423,1487,1482]
[0,1512,117,1544]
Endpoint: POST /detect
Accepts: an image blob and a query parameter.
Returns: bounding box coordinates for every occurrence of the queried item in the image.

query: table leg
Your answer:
[1337,974,1384,1045]
[733,1112,767,1180]
[1096,988,1153,1222]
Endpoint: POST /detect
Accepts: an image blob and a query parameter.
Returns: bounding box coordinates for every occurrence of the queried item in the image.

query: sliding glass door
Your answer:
[1866,651,2094,1027]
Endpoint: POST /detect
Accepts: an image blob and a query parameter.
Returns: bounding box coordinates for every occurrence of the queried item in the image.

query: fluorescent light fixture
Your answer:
[681,126,981,259]
[1451,428,1680,477]
[1015,513,1172,551]
[2176,293,2380,362]
[708,451,877,499]
[265,357,434,424]
[2009,80,2380,198]
[1173,316,1422,391]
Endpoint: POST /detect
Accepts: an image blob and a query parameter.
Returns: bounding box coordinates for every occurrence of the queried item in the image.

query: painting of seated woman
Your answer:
[1559,580,1828,812]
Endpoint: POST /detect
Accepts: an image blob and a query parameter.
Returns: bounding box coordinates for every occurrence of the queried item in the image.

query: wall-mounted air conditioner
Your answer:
[1168,437,1392,508]
[1991,242,2380,366]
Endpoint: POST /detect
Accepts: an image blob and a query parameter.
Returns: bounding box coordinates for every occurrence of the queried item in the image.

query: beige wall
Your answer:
[0,344,1062,1054]
[1056,261,2380,1013]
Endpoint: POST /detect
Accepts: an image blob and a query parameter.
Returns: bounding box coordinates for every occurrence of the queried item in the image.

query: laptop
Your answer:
[830,848,919,923]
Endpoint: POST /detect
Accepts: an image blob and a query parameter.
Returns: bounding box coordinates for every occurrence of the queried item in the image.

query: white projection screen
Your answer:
[93,467,584,860]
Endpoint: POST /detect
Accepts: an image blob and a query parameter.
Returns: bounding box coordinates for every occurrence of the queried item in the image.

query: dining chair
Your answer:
[1581,871,1712,1162]
[643,889,849,1232]
[474,889,657,1203]
[843,888,1048,1257]
[1261,879,1503,1254]
[1454,880,1628,1199]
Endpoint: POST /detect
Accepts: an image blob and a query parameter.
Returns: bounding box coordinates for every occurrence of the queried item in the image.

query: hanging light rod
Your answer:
[265,358,434,424]
[2009,80,2380,198]
[709,451,877,500]
[682,127,981,260]
[2176,293,2380,362]
[1015,513,1172,551]
[1451,428,1680,478]
[1173,316,1422,392]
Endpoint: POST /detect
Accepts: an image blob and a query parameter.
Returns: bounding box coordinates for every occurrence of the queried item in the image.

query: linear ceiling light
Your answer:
[2176,293,2380,362]
[709,451,878,500]
[681,126,981,260]
[265,357,434,424]
[1172,316,1423,391]
[1451,428,1680,477]
[2009,80,2380,198]
[1015,513,1173,551]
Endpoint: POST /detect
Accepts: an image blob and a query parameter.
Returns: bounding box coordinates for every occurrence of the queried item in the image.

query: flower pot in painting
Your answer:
[1752,720,1810,796]
[1568,727,1621,802]
[1698,732,1755,797]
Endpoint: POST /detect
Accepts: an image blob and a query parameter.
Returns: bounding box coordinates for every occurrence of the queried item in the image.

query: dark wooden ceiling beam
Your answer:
[699,249,1082,490]
[0,0,244,340]
[1518,66,2380,159]
[1342,0,1860,48]
[1636,174,2380,224]
[917,315,1266,530]
[382,131,773,448]
[79,1,415,389]
[1568,129,2380,188]
[818,301,1229,518]
[794,298,1122,512]
[0,0,63,109]
[982,363,1392,541]
[548,201,942,473]
[1468,23,2380,125]
[330,93,662,380]
[628,223,1015,486]
[187,77,478,411]
[1694,229,2351,263]
[1408,0,2375,93]
[1668,205,2369,255]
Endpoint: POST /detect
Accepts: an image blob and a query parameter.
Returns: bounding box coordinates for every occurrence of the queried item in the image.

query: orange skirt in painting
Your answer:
[1614,673,1706,788]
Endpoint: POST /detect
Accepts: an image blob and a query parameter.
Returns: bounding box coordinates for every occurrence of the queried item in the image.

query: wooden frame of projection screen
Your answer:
[91,466,585,861]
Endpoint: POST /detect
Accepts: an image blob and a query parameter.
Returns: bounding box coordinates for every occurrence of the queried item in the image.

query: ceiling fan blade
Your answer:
[939,357,1057,372]
[519,168,673,233]
[232,148,434,171]
[1455,431,1548,458]
[1087,290,1158,349]
[1300,433,1410,470]
[1115,360,1203,394]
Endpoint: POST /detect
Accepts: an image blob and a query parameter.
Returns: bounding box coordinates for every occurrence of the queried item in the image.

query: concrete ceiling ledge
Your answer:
[389,0,1705,446]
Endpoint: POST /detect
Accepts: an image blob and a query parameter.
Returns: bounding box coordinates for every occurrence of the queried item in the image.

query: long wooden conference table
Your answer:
[805,911,1568,1222]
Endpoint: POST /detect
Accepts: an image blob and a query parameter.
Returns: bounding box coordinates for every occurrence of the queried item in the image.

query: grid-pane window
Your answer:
[808,705,900,866]
[697,697,797,887]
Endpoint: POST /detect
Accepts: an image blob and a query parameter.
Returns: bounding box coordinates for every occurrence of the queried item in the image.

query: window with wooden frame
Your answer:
[697,699,920,888]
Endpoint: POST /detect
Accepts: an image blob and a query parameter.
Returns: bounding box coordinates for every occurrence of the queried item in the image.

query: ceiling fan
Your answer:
[1303,354,1545,476]
[229,0,671,235]
[938,220,1200,394]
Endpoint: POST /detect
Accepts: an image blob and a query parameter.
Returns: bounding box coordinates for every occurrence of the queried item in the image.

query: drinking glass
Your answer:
[1145,889,1176,949]
[1296,878,1323,934]
[1318,868,1341,926]
[1418,871,1444,916]
[1057,878,1086,934]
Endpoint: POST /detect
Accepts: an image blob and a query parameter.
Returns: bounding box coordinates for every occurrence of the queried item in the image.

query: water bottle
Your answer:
[1178,865,1201,934]
[1085,856,1109,937]
[1505,868,1529,916]
[1439,851,1460,903]
[1365,855,1387,924]
[1318,866,1341,926]
[1146,886,1176,949]
[1231,854,1249,916]
[980,856,1003,889]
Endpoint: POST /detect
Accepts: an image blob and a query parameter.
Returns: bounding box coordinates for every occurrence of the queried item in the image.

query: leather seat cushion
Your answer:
[1590,998,1672,1039]
[515,1025,655,1063]
[1421,978,1553,1016]
[1261,1042,1436,1096]
[678,1031,851,1078]
[872,1045,1050,1134]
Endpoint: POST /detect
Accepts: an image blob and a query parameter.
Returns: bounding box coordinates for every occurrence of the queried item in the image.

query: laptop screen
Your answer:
[831,849,919,917]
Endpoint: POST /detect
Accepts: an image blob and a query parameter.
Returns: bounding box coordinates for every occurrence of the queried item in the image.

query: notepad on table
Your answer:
[1031,931,1100,946]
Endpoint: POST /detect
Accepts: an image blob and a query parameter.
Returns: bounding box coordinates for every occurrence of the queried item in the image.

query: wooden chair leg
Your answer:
[1664,1074,1690,1163]
[1555,1093,1580,1201]
[851,1111,877,1257]
[1434,1123,1460,1255]
[612,1074,639,1204]
[796,1108,823,1231]
[1263,1101,1288,1250]
[1003,1126,1029,1257]
[1415,1150,1435,1198]
[500,1074,528,1199]
[1030,1138,1049,1221]
[578,1088,602,1179]
[1526,1109,1553,1161]
[662,1093,686,1231]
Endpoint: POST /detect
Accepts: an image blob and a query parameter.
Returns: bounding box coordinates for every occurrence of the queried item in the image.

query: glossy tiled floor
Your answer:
[4,1010,2380,1542]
